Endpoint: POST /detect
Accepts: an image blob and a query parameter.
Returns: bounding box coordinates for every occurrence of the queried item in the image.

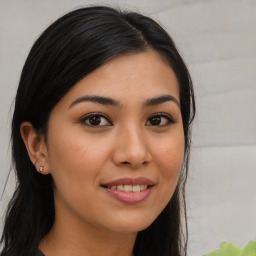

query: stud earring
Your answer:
[39,166,44,172]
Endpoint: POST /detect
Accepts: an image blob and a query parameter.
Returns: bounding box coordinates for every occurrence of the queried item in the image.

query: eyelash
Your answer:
[80,112,112,127]
[146,112,176,127]
[80,112,175,128]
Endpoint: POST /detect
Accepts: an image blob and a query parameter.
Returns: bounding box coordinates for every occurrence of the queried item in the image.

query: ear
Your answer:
[20,122,50,175]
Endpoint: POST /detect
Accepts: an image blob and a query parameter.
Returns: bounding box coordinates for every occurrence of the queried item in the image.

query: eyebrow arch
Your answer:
[143,95,180,108]
[69,94,180,109]
[69,95,121,108]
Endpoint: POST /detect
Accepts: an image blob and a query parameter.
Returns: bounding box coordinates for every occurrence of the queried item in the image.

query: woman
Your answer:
[0,6,195,256]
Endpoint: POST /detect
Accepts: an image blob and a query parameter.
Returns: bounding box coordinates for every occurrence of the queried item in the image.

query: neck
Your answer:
[39,208,136,256]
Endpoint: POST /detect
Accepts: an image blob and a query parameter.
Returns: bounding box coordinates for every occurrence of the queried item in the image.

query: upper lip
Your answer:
[101,177,155,187]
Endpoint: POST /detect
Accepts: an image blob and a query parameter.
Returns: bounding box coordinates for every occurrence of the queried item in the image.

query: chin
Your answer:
[106,213,157,234]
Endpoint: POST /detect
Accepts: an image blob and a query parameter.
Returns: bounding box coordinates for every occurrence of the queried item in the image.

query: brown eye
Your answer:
[88,115,101,126]
[149,116,162,126]
[146,114,175,127]
[81,113,112,127]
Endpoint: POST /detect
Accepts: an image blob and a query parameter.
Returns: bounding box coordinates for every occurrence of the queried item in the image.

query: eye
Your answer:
[146,113,175,127]
[80,113,112,127]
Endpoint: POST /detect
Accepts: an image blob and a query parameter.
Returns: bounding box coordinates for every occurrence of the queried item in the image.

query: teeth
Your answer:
[108,185,148,192]
[117,185,123,190]
[124,185,132,192]
[132,185,140,192]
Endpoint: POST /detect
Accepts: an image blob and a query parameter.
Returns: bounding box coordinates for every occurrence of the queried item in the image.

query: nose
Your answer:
[111,125,152,169]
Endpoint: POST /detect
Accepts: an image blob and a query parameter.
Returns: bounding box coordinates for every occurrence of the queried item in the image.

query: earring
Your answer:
[39,166,44,172]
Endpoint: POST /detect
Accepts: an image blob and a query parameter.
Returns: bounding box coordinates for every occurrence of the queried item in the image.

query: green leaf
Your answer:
[203,241,256,256]
[241,241,256,256]
[219,242,241,256]
[203,249,222,256]
[203,249,224,256]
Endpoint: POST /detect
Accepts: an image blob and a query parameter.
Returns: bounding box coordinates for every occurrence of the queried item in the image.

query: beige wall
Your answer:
[0,1,255,255]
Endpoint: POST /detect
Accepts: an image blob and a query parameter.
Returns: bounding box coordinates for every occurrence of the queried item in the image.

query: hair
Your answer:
[1,6,195,256]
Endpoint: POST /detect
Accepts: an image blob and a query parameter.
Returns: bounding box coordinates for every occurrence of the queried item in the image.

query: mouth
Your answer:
[101,177,155,204]
[101,184,153,192]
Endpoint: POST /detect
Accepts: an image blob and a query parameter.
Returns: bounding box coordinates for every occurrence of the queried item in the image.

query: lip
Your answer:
[102,186,153,204]
[101,177,154,187]
[101,177,155,204]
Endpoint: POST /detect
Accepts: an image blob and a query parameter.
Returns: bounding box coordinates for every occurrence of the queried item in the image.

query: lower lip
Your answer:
[102,186,153,204]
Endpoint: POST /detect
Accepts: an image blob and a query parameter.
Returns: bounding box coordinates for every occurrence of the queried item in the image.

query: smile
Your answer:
[101,177,155,204]
[105,184,148,192]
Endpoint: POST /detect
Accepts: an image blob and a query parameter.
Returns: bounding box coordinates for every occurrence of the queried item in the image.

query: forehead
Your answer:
[57,49,180,109]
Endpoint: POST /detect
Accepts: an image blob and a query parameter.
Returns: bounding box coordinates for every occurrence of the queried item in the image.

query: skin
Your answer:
[21,49,185,256]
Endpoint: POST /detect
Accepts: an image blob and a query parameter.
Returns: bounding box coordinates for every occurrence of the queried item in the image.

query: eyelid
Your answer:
[146,112,176,126]
[80,112,113,127]
[79,112,175,128]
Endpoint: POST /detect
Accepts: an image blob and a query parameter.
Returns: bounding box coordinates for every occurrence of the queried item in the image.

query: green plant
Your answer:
[203,241,256,256]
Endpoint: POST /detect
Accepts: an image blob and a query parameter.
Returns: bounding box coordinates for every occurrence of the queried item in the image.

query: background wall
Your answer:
[0,0,255,255]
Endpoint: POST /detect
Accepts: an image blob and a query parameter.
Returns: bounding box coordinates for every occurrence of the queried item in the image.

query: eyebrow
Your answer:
[143,95,180,108]
[69,95,121,108]
[69,94,180,109]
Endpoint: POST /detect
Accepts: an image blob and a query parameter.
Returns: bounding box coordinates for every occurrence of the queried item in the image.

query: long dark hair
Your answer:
[1,6,195,256]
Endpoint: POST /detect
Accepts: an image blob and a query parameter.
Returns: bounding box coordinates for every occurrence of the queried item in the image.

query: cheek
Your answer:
[154,132,185,189]
[46,129,109,189]
[46,132,112,213]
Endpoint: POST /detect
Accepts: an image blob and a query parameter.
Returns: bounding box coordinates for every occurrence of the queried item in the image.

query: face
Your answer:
[44,49,185,235]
